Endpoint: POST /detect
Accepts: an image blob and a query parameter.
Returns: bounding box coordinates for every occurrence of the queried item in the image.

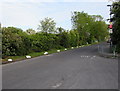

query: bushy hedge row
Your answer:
[2,27,80,58]
[2,27,32,58]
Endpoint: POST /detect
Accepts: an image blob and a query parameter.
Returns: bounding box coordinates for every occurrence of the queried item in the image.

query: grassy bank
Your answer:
[2,48,71,64]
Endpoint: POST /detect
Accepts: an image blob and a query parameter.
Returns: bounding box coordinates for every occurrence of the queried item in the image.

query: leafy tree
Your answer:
[111,1,120,52]
[26,28,36,35]
[2,27,32,58]
[2,27,23,57]
[69,30,79,46]
[71,11,108,44]
[57,27,65,34]
[58,31,70,48]
[38,17,56,34]
[0,23,2,52]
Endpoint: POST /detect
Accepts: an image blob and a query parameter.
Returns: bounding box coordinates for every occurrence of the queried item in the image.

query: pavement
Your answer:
[2,42,118,89]
[98,42,119,58]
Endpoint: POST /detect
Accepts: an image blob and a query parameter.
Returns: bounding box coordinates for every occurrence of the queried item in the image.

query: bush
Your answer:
[2,27,32,58]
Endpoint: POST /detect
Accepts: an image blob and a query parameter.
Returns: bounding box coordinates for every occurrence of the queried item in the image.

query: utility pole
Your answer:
[107,5,112,21]
[107,4,113,47]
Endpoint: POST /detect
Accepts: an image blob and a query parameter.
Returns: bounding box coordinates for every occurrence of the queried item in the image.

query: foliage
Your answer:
[58,31,70,48]
[71,11,109,45]
[26,28,36,35]
[57,27,65,34]
[2,27,32,58]
[111,1,120,52]
[38,17,56,34]
[69,30,79,46]
[30,33,60,52]
[2,15,108,58]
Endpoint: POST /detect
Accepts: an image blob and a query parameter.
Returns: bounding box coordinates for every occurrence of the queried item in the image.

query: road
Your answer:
[2,43,118,89]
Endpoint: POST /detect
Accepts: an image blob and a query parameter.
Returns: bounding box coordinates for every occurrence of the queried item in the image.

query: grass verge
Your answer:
[2,48,71,64]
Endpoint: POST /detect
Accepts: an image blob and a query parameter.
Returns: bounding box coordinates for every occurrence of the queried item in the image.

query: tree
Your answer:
[57,27,65,34]
[71,11,108,44]
[26,28,36,35]
[0,23,2,53]
[111,1,120,52]
[69,30,79,46]
[38,17,56,34]
[2,27,32,58]
[58,31,70,48]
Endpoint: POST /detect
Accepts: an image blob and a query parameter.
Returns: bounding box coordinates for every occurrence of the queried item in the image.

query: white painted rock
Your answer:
[71,47,74,49]
[8,59,13,62]
[65,48,67,51]
[26,55,31,58]
[57,50,60,52]
[44,52,48,55]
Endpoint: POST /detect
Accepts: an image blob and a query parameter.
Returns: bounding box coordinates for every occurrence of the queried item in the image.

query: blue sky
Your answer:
[1,0,113,31]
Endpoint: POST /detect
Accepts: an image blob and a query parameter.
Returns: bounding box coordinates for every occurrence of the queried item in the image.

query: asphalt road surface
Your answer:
[2,43,118,89]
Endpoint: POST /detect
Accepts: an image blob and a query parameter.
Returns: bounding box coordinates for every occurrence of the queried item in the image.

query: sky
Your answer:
[0,0,113,31]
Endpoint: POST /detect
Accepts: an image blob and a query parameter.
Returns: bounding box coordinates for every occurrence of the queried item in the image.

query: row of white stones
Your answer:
[7,48,69,62]
[7,45,88,62]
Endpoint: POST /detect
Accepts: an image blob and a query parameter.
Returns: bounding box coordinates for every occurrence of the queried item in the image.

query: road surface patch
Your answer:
[51,82,62,89]
[80,55,96,58]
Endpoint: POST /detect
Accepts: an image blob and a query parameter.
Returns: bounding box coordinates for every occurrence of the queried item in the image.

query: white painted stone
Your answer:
[86,56,89,58]
[26,55,31,58]
[52,83,62,88]
[65,48,67,51]
[44,52,48,55]
[8,59,13,62]
[71,47,74,49]
[57,50,60,52]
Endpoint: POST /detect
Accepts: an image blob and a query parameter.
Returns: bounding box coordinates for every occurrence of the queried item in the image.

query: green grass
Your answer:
[2,48,70,63]
[28,51,45,57]
[2,56,26,62]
